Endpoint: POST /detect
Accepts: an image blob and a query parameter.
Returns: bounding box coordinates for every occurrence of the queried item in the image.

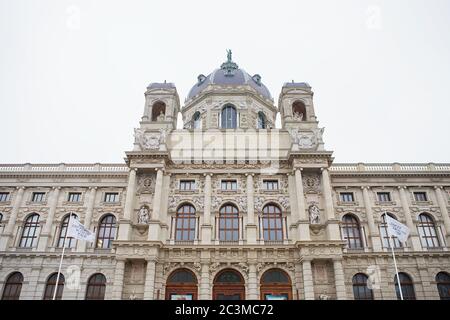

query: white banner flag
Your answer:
[67,217,95,242]
[385,214,410,243]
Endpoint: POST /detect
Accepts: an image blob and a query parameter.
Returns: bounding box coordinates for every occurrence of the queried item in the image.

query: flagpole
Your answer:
[386,210,403,300]
[53,212,72,300]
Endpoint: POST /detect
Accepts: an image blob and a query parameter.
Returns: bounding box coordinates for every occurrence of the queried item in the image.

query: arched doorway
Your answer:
[260,269,292,300]
[213,269,245,300]
[165,268,198,300]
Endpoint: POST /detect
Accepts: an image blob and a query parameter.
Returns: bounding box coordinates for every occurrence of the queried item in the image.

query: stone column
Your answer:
[199,263,210,299]
[77,187,97,252]
[322,168,340,240]
[201,174,213,245]
[333,259,347,300]
[143,259,156,299]
[112,259,126,299]
[246,174,258,244]
[38,187,61,251]
[118,168,137,241]
[247,263,258,299]
[295,169,310,241]
[434,186,450,243]
[361,186,382,250]
[398,186,422,250]
[0,187,25,250]
[302,259,315,300]
[148,168,163,241]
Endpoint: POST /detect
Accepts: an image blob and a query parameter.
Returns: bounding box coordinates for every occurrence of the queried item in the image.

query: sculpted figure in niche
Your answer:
[137,205,150,224]
[156,110,165,121]
[309,204,320,224]
[293,111,303,121]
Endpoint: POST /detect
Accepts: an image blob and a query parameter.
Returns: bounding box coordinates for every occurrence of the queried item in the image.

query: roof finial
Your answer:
[226,49,232,62]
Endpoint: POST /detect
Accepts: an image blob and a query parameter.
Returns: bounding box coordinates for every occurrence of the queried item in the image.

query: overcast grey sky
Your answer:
[1,0,449,164]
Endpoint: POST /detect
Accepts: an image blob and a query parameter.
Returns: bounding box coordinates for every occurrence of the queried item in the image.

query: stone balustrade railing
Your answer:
[0,163,129,173]
[330,163,450,172]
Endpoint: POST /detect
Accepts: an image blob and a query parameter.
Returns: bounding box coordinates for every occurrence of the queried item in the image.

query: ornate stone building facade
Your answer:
[1,53,449,300]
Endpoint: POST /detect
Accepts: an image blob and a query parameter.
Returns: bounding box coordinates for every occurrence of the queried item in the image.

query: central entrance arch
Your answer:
[213,269,245,300]
[260,268,292,300]
[165,268,198,300]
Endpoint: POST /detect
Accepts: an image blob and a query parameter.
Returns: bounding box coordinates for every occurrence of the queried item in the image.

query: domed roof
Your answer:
[187,50,272,101]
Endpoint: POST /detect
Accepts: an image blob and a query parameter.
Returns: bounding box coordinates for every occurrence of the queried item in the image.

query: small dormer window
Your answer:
[197,74,206,85]
[252,74,262,85]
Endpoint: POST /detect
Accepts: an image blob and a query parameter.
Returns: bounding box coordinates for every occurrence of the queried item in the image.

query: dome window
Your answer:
[257,111,266,129]
[193,111,201,129]
[252,74,262,86]
[197,74,206,85]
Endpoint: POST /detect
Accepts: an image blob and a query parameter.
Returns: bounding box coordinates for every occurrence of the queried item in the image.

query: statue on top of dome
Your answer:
[227,49,232,62]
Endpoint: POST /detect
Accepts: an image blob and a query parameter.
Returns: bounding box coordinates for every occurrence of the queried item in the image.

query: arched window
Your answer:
[175,204,196,241]
[380,213,402,249]
[436,272,450,300]
[262,204,283,241]
[0,212,3,224]
[219,204,239,241]
[151,101,166,121]
[19,213,40,248]
[352,273,374,300]
[85,273,106,300]
[166,268,198,300]
[221,105,237,129]
[395,272,416,300]
[96,214,117,249]
[257,111,266,129]
[57,214,78,248]
[418,213,440,248]
[341,214,363,249]
[260,269,292,300]
[213,269,245,300]
[193,111,201,129]
[43,273,64,300]
[1,272,23,300]
[292,100,306,121]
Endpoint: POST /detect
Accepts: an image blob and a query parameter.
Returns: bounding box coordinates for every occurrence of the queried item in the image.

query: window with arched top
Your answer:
[166,268,198,300]
[221,105,237,129]
[352,273,374,300]
[43,273,64,300]
[380,213,402,249]
[341,214,363,249]
[262,204,283,241]
[292,100,306,121]
[57,214,78,248]
[175,204,196,241]
[418,213,440,248]
[193,111,201,129]
[395,272,416,300]
[19,213,40,248]
[96,214,116,249]
[1,272,23,300]
[436,272,450,300]
[257,111,266,129]
[85,273,106,300]
[219,204,239,241]
[0,212,3,223]
[151,101,166,121]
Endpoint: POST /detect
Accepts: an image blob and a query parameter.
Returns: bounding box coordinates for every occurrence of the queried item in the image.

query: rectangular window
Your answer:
[31,192,45,202]
[221,180,237,191]
[0,192,10,202]
[68,192,81,202]
[377,192,391,202]
[340,192,354,202]
[414,192,427,202]
[179,180,196,191]
[104,192,119,203]
[263,180,279,191]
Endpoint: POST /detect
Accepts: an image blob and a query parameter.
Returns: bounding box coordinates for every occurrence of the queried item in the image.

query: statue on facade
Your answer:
[156,110,165,121]
[293,111,303,121]
[137,205,149,224]
[309,204,320,224]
